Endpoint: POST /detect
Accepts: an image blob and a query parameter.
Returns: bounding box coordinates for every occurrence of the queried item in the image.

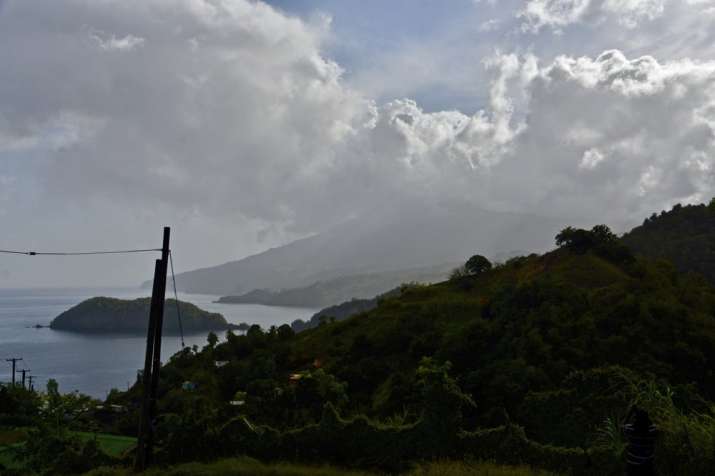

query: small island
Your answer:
[50,297,232,335]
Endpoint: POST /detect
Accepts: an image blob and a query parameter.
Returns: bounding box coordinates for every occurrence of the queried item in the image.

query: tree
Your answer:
[206,331,219,348]
[416,357,475,448]
[449,265,469,281]
[276,324,294,341]
[465,254,492,275]
[247,325,264,340]
[556,225,616,253]
[555,226,594,252]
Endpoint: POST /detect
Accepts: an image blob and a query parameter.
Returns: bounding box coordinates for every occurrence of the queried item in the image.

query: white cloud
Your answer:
[89,30,145,51]
[520,0,665,32]
[603,0,665,27]
[479,18,502,31]
[520,0,592,33]
[580,148,606,169]
[499,49,715,222]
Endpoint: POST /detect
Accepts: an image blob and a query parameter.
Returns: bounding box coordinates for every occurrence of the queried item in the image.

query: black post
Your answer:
[5,358,22,387]
[18,369,28,389]
[27,375,35,392]
[146,227,170,465]
[135,259,161,472]
[134,227,170,472]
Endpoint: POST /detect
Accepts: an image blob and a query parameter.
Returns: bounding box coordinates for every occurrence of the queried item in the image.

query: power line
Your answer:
[0,248,162,256]
[169,251,185,348]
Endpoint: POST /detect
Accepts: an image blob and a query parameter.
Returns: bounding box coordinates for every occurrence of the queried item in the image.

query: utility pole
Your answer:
[17,369,29,389]
[135,227,170,472]
[27,375,36,392]
[5,358,22,386]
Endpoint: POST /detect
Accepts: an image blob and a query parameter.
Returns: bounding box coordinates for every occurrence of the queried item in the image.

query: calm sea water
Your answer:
[0,288,317,398]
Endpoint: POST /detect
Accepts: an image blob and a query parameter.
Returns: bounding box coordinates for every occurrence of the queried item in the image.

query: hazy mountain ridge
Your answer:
[166,202,566,296]
[216,264,454,308]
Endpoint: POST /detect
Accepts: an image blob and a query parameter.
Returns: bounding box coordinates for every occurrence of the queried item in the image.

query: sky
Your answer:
[1,0,715,287]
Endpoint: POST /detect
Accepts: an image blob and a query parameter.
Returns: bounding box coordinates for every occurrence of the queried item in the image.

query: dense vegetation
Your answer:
[83,458,553,475]
[0,381,133,474]
[622,199,715,284]
[89,222,715,475]
[9,204,715,474]
[50,297,229,334]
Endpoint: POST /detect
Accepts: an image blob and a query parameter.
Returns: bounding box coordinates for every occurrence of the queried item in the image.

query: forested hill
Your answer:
[50,297,230,334]
[622,200,715,283]
[112,225,715,473]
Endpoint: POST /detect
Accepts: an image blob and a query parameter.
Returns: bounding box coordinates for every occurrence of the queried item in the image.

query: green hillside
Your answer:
[106,225,715,475]
[622,200,715,283]
[50,297,229,334]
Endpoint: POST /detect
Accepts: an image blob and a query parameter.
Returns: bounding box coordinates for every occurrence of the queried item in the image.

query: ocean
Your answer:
[0,288,317,398]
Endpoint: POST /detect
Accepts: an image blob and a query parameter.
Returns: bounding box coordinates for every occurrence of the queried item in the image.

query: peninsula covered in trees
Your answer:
[50,297,231,334]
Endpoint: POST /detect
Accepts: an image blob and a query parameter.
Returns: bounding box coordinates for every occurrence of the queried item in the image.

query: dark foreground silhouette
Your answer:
[624,407,657,476]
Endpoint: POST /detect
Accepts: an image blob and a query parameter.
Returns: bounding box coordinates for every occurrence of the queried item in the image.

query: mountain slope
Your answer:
[169,202,565,295]
[216,264,453,308]
[115,226,715,474]
[138,227,715,446]
[622,200,715,283]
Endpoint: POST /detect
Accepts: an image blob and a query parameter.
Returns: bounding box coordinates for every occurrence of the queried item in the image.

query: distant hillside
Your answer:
[290,287,402,333]
[216,264,453,308]
[622,200,715,283]
[164,201,565,295]
[50,297,230,334]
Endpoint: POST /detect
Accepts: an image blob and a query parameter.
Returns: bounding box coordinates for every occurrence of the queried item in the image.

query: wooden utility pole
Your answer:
[17,369,29,389]
[135,227,170,472]
[5,358,22,386]
[27,375,36,392]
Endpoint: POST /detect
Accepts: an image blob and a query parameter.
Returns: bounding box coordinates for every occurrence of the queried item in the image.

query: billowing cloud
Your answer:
[1,0,715,285]
[497,50,715,224]
[343,48,715,225]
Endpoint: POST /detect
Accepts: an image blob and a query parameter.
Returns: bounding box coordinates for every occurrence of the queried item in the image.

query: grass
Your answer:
[407,461,556,476]
[85,458,555,476]
[86,458,374,476]
[0,427,136,471]
[74,431,136,457]
[0,428,27,470]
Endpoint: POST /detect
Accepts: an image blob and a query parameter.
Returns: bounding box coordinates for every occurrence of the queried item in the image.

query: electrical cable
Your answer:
[169,251,185,348]
[0,248,161,256]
